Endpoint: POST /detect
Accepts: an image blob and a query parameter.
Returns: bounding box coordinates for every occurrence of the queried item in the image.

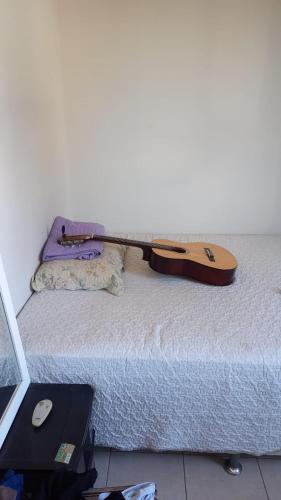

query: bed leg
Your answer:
[224,454,242,476]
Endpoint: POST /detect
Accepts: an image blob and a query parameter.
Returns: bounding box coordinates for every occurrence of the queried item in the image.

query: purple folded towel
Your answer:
[42,216,105,262]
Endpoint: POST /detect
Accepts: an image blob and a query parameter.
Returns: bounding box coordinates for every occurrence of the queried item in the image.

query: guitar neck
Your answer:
[60,234,185,261]
[89,235,184,260]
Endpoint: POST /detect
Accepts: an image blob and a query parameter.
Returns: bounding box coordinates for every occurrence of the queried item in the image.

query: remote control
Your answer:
[32,399,53,427]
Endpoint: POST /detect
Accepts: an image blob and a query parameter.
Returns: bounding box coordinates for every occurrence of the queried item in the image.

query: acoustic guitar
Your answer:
[57,227,237,286]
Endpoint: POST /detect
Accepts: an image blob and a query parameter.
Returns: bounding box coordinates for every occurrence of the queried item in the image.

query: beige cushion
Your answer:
[31,244,125,296]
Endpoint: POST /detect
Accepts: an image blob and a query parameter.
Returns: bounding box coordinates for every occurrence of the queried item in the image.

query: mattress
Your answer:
[17,234,281,454]
[0,310,21,387]
[0,355,20,387]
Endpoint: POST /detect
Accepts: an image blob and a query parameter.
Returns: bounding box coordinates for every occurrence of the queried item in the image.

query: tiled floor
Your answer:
[93,448,281,499]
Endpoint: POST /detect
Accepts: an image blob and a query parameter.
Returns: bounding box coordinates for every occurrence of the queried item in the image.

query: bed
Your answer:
[0,310,20,387]
[17,234,281,455]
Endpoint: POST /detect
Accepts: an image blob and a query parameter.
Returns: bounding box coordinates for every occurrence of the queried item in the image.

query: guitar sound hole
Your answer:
[173,247,186,254]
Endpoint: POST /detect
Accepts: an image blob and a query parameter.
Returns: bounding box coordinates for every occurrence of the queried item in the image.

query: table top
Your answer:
[0,383,93,471]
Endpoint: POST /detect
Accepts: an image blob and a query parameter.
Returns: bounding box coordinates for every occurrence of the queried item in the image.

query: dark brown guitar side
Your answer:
[58,232,238,286]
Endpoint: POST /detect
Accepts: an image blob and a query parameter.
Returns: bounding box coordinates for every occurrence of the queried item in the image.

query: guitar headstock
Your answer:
[57,226,91,246]
[58,237,86,247]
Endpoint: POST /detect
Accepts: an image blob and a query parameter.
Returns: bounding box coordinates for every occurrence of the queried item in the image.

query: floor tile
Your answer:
[184,455,267,500]
[108,451,186,500]
[94,447,111,488]
[258,458,281,500]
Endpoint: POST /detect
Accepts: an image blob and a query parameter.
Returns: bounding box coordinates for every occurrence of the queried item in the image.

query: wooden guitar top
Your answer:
[151,240,238,271]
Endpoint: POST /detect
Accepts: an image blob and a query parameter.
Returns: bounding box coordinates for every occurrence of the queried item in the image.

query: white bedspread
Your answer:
[17,234,281,454]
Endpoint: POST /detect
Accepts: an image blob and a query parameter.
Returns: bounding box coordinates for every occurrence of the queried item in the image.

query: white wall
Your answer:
[0,0,70,312]
[1,0,281,309]
[58,0,281,234]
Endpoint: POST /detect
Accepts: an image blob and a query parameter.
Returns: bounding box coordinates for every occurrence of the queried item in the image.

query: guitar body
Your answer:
[148,240,237,286]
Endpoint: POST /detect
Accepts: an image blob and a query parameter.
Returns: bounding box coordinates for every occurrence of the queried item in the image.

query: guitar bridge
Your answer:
[204,247,215,262]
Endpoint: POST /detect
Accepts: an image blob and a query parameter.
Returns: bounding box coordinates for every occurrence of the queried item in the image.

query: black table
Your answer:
[0,383,94,474]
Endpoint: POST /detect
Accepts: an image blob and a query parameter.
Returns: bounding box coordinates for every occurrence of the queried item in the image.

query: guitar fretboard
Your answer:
[88,235,186,253]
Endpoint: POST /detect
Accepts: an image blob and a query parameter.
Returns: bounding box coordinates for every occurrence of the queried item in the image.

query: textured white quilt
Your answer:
[17,234,281,454]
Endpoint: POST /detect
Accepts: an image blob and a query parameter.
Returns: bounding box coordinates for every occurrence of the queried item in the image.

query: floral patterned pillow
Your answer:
[31,244,126,296]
